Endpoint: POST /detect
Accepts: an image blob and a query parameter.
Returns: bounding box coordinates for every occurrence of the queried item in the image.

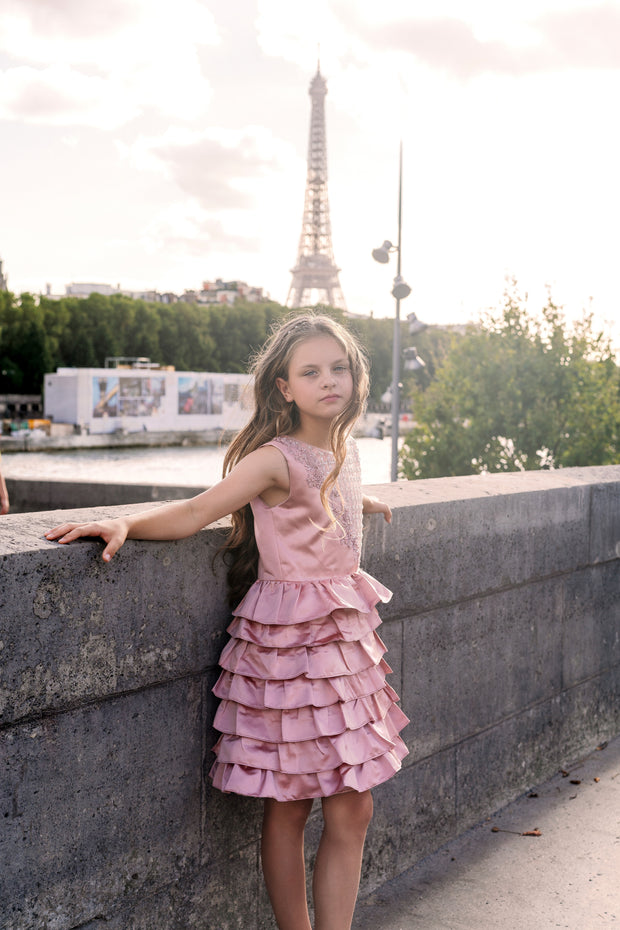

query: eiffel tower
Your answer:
[287,65,346,310]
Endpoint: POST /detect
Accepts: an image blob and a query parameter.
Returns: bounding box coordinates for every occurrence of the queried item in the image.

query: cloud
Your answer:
[0,65,138,127]
[115,122,299,276]
[157,137,278,211]
[347,3,620,80]
[140,204,261,258]
[538,3,620,70]
[0,0,217,127]
[0,0,218,56]
[124,128,280,211]
[2,0,139,40]
[371,18,528,79]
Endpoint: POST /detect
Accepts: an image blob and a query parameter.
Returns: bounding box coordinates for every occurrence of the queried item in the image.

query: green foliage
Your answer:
[347,315,393,402]
[346,314,459,404]
[400,285,620,479]
[0,292,381,395]
[205,300,287,372]
[0,291,285,392]
[0,292,53,392]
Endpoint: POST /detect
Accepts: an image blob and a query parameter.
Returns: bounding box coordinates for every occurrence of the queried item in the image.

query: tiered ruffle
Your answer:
[210,571,409,801]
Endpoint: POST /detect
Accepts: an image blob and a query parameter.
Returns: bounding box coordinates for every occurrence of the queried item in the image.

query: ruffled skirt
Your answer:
[209,570,409,801]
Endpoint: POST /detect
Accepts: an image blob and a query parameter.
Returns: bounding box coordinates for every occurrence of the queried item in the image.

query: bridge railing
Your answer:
[2,466,619,929]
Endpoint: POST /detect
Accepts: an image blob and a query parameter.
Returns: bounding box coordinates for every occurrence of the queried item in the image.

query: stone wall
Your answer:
[1,466,619,929]
[5,476,205,513]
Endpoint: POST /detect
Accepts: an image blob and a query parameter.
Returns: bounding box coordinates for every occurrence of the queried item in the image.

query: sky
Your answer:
[1,0,620,337]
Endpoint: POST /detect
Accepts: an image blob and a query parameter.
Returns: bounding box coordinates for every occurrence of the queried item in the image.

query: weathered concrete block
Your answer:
[201,785,263,870]
[589,480,620,563]
[0,511,230,726]
[401,579,564,762]
[377,615,404,713]
[562,564,620,687]
[455,695,565,832]
[200,669,266,869]
[75,841,263,930]
[363,476,593,617]
[361,747,457,893]
[6,476,206,514]
[558,665,620,761]
[0,678,203,930]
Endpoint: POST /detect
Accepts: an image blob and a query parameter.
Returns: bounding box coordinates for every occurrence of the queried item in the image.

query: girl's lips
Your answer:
[321,394,340,402]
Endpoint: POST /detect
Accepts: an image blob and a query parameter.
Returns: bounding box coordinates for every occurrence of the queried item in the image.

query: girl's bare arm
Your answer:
[45,446,288,561]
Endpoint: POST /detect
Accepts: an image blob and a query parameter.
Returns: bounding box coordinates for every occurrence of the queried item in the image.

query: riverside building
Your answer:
[44,361,252,436]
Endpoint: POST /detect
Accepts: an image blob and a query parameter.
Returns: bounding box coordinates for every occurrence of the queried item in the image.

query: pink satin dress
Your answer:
[209,436,409,801]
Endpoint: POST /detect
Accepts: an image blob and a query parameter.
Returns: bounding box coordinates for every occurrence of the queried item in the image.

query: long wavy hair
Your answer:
[222,312,370,605]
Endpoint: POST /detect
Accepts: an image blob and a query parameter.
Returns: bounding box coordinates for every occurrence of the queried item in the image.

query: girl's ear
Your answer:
[276,377,292,402]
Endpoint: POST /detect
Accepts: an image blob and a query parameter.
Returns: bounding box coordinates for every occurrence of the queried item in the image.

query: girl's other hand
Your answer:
[362,495,392,523]
[45,518,128,562]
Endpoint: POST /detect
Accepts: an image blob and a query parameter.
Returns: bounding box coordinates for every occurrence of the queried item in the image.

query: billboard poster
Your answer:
[224,380,253,410]
[178,375,223,415]
[93,375,165,418]
[92,376,119,418]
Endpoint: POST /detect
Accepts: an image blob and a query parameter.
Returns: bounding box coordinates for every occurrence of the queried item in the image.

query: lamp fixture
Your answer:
[371,240,394,264]
[391,275,412,300]
[407,312,427,335]
[403,346,426,372]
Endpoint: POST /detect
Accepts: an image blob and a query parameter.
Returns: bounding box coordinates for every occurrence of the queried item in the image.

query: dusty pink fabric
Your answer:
[209,436,409,800]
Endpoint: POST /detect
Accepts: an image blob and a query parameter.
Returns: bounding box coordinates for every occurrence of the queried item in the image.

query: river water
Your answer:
[1,437,394,487]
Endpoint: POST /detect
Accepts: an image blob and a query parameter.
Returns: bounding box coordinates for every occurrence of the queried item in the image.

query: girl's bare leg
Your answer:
[261,797,314,930]
[313,790,374,930]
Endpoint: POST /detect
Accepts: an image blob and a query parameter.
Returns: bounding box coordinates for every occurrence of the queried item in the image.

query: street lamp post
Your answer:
[372,142,411,482]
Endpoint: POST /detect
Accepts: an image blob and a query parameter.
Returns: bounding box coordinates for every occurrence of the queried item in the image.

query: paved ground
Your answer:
[355,736,620,930]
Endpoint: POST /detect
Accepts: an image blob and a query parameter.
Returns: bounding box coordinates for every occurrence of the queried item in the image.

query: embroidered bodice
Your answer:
[249,436,362,582]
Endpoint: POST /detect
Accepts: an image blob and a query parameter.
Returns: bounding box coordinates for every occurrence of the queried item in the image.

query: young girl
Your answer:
[45,313,409,930]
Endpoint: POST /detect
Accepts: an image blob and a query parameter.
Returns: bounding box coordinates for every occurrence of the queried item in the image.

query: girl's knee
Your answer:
[322,790,373,837]
[263,797,314,836]
[352,790,374,830]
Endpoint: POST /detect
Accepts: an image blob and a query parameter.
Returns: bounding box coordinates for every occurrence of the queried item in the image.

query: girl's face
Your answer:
[276,335,353,423]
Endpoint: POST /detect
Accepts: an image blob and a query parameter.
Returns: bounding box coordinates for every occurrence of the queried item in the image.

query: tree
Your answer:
[399,285,620,479]
[0,293,53,393]
[206,301,286,372]
[0,290,467,400]
[347,315,393,404]
[157,301,216,371]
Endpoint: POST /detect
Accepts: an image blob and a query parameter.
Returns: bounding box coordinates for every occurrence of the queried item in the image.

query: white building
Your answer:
[61,279,266,305]
[44,366,253,435]
[65,283,121,297]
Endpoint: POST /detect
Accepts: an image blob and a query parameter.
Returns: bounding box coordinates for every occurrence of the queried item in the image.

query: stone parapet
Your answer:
[1,466,619,929]
[5,476,206,513]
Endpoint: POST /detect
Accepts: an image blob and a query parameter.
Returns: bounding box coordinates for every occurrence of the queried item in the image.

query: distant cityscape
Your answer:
[0,261,268,308]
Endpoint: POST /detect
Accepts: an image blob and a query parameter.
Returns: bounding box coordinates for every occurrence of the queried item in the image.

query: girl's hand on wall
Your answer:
[362,495,392,523]
[45,518,128,562]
